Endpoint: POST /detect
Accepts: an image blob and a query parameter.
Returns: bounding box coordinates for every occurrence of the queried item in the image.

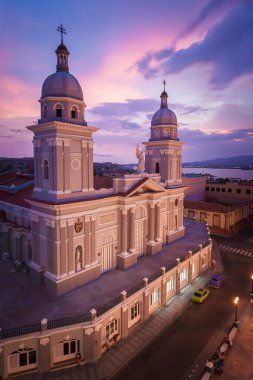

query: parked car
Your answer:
[191,288,210,303]
[208,273,224,288]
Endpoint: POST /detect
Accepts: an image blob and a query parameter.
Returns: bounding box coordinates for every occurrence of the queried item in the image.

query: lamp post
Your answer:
[233,297,239,327]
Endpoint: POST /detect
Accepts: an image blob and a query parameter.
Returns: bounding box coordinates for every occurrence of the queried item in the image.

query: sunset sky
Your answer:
[0,0,253,163]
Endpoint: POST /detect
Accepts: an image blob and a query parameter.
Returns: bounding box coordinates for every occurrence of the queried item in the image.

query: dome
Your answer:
[41,71,83,101]
[151,107,177,126]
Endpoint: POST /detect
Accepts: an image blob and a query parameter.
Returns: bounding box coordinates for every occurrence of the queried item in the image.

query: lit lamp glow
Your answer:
[233,297,239,327]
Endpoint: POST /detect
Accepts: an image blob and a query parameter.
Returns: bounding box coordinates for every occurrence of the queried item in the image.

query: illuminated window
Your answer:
[166,277,174,293]
[150,288,159,305]
[54,339,80,362]
[180,268,187,282]
[105,319,118,340]
[131,302,140,320]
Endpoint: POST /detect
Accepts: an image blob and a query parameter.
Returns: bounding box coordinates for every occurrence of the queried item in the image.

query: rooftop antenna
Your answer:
[57,23,67,44]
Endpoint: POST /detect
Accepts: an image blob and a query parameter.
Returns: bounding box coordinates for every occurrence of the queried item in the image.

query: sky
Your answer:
[0,0,253,163]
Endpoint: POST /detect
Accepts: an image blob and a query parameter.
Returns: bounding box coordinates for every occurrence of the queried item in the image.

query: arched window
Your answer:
[42,104,48,118]
[155,162,160,173]
[55,104,63,118]
[71,106,78,119]
[43,160,49,179]
[9,347,37,374]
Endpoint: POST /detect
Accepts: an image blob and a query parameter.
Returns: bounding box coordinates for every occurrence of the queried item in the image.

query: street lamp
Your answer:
[233,297,239,327]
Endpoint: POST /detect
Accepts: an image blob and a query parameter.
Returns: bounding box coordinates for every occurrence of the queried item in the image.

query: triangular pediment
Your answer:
[125,178,166,197]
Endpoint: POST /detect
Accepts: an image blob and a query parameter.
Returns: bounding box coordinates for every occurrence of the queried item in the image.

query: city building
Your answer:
[0,33,186,296]
[0,30,213,379]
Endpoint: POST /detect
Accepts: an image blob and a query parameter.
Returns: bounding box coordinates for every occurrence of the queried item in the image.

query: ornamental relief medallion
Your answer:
[98,213,116,225]
[74,221,83,233]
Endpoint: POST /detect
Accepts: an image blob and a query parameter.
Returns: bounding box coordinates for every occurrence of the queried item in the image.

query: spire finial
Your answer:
[57,23,67,44]
[163,79,166,92]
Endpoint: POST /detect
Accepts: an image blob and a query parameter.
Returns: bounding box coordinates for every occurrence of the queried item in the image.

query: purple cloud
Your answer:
[135,4,253,87]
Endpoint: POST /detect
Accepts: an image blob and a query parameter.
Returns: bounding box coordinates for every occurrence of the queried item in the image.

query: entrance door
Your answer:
[135,219,145,257]
[101,243,113,272]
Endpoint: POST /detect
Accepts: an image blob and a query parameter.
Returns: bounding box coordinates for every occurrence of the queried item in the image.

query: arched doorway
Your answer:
[135,206,147,257]
[155,162,160,173]
[99,234,114,273]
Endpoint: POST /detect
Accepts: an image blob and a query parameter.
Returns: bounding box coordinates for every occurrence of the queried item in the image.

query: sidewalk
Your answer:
[219,302,253,380]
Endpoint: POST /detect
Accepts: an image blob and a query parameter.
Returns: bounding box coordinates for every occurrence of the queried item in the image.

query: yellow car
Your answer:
[191,288,210,303]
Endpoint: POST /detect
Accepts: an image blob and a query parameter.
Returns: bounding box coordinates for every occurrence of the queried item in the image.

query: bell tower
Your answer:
[27,25,98,202]
[143,81,184,187]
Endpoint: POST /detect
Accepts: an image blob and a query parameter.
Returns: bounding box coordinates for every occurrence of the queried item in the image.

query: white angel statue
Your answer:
[136,143,145,173]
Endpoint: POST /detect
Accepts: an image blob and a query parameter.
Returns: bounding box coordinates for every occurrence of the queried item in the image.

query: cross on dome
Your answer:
[163,79,166,92]
[57,23,67,44]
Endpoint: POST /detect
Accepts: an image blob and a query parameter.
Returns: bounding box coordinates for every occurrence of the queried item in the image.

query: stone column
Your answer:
[160,267,167,306]
[53,138,63,193]
[94,323,102,360]
[14,231,22,261]
[148,204,155,243]
[198,244,203,273]
[67,220,74,274]
[84,216,91,266]
[63,139,71,193]
[188,251,193,283]
[84,327,96,363]
[81,140,88,191]
[155,203,161,241]
[91,215,97,264]
[143,277,150,320]
[121,291,129,338]
[59,220,67,275]
[176,259,181,294]
[129,208,135,252]
[121,209,128,255]
[32,215,40,265]
[34,139,42,189]
[46,220,56,274]
[88,141,94,190]
[46,138,54,191]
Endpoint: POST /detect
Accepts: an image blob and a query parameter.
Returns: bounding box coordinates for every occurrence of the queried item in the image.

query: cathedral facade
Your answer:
[1,36,185,296]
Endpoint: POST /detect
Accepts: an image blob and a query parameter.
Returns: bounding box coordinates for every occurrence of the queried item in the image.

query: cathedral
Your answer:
[0,32,185,296]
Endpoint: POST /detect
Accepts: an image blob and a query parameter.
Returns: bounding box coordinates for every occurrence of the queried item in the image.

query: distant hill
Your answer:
[183,155,253,168]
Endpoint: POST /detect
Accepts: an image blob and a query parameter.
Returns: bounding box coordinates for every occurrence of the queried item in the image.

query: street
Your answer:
[113,244,253,380]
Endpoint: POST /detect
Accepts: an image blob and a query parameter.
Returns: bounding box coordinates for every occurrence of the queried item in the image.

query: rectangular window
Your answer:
[246,189,251,195]
[222,188,225,192]
[216,188,220,192]
[63,342,69,355]
[19,353,27,367]
[150,289,159,305]
[211,187,215,192]
[28,351,36,365]
[213,214,220,227]
[200,212,207,222]
[192,262,196,274]
[106,319,118,339]
[180,269,187,282]
[56,109,62,117]
[166,277,174,293]
[237,189,241,194]
[131,302,140,320]
[228,188,232,193]
[206,187,209,191]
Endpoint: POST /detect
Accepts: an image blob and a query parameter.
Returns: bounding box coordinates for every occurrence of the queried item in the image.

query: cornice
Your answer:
[27,121,99,134]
